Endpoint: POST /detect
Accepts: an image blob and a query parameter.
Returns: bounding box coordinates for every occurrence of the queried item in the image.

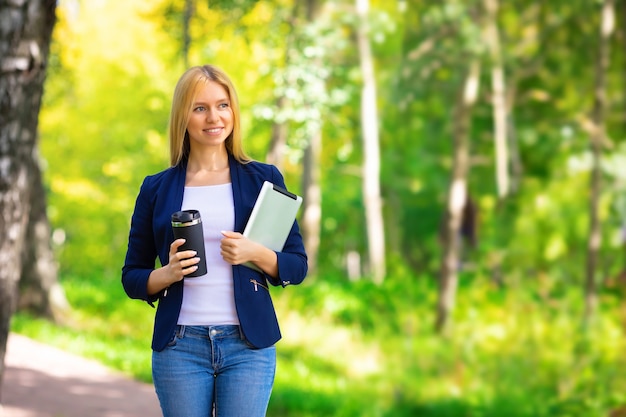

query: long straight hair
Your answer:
[168,65,251,166]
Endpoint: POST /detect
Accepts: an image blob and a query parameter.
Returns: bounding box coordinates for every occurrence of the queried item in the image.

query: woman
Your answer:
[122,64,308,417]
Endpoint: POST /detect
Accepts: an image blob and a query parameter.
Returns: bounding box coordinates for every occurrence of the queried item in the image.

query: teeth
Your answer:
[206,128,221,133]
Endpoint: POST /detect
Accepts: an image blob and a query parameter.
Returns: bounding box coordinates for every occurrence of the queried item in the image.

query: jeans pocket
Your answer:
[165,326,182,348]
[242,337,257,349]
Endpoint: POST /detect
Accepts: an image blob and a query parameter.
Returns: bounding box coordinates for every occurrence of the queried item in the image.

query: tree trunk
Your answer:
[356,0,386,284]
[618,0,626,279]
[0,0,57,393]
[301,128,322,275]
[484,0,509,288]
[585,0,614,324]
[483,0,509,200]
[435,61,480,333]
[266,95,288,171]
[507,107,522,194]
[266,3,299,171]
[299,0,323,276]
[19,150,69,322]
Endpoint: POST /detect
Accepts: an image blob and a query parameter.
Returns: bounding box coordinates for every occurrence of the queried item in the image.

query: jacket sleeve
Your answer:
[121,177,160,305]
[266,166,308,287]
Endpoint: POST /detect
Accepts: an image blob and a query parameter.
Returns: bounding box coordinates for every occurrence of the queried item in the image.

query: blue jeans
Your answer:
[152,325,276,417]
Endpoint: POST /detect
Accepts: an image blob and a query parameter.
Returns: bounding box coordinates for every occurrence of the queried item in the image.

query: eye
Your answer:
[194,106,206,112]
[218,102,230,109]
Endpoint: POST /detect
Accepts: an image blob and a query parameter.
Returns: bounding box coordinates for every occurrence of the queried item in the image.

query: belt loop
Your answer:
[177,325,186,338]
[238,325,245,341]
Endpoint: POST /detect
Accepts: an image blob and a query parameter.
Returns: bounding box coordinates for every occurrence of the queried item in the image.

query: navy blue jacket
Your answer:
[122,155,307,351]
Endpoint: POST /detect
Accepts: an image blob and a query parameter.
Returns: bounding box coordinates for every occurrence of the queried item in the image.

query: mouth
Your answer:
[202,127,224,135]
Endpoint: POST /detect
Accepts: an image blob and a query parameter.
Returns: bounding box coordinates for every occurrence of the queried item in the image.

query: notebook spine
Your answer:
[272,184,297,200]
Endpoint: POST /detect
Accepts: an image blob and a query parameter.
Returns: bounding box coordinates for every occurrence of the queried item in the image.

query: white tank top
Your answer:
[177,183,239,326]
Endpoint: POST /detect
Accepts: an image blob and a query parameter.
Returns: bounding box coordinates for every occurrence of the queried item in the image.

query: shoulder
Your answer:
[141,165,183,190]
[237,160,283,182]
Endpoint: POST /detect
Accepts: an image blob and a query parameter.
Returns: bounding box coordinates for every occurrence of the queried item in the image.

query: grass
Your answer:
[10,269,626,416]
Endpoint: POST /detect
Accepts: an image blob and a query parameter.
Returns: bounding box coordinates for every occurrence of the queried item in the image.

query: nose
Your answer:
[205,108,219,122]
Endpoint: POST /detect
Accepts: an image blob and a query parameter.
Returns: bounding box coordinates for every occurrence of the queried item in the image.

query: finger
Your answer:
[174,250,198,261]
[221,230,243,239]
[181,257,200,268]
[169,256,200,280]
[220,246,233,259]
[182,264,199,275]
[170,238,186,254]
[180,258,200,275]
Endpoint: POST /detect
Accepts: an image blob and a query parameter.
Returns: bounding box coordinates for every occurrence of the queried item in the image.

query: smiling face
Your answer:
[186,80,234,152]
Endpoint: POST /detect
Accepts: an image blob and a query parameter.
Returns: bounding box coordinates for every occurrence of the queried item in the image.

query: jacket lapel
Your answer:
[229,154,246,233]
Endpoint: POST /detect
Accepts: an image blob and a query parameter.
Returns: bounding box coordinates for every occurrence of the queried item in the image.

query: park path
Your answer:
[0,333,162,417]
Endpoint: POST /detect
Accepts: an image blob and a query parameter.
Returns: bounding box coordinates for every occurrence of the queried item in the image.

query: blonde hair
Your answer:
[168,65,251,166]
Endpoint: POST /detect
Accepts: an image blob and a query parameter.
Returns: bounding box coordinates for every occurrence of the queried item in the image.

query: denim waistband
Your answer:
[175,324,243,340]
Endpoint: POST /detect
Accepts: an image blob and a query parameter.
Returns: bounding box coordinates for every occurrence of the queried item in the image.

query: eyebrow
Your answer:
[194,97,230,104]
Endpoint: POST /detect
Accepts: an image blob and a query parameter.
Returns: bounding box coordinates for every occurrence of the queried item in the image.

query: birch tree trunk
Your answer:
[356,0,385,284]
[483,0,509,287]
[0,0,57,390]
[585,0,614,324]
[483,0,509,200]
[435,61,480,333]
[299,0,323,276]
[301,128,322,275]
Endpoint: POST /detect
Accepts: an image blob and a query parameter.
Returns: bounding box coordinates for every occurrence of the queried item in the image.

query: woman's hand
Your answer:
[166,238,200,280]
[220,231,258,265]
[220,231,279,277]
[147,238,200,295]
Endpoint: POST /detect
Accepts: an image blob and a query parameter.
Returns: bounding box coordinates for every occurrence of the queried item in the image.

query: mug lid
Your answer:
[171,209,201,224]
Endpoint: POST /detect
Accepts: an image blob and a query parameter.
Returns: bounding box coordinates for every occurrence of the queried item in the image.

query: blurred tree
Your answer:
[265,2,299,172]
[483,0,509,201]
[299,0,324,277]
[0,0,59,389]
[436,60,481,333]
[19,155,69,322]
[481,0,509,289]
[585,0,615,324]
[356,0,386,283]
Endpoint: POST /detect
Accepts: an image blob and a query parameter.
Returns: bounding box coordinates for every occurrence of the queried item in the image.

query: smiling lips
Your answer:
[204,127,223,135]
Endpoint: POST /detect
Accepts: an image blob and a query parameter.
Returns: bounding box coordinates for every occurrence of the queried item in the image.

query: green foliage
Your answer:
[41,0,626,288]
[13,270,626,416]
[18,0,626,415]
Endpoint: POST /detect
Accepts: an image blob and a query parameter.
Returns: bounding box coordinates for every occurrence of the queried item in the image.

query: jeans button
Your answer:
[210,329,217,337]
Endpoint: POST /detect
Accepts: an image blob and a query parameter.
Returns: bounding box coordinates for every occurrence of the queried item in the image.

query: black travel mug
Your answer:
[171,210,207,277]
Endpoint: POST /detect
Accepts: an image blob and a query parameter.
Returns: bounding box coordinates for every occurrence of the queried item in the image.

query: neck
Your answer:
[185,149,231,186]
[187,147,229,172]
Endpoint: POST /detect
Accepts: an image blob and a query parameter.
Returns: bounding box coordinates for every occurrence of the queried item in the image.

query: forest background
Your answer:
[7,0,626,416]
